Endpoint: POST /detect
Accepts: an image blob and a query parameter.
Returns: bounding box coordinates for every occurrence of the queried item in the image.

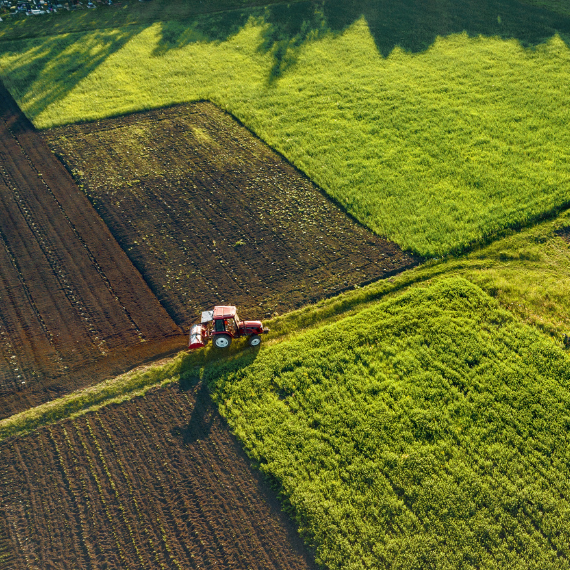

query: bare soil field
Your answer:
[0,84,185,419]
[43,102,419,328]
[0,381,318,570]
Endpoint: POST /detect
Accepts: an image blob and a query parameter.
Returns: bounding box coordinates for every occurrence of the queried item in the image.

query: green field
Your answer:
[3,205,570,441]
[204,277,570,569]
[1,0,569,256]
[519,0,570,17]
[2,204,570,567]
[8,269,570,568]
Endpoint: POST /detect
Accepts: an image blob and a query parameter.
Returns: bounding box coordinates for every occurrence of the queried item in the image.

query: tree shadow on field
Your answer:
[153,0,570,80]
[4,0,569,124]
[2,27,137,124]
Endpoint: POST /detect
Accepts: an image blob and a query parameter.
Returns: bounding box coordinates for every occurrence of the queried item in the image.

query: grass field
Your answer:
[2,205,570,567]
[519,0,570,17]
[0,0,298,41]
[2,1,570,567]
[4,265,570,567]
[203,277,570,569]
[1,0,569,256]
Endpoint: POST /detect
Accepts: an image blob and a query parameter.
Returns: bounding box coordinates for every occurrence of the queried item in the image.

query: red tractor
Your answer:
[188,306,269,350]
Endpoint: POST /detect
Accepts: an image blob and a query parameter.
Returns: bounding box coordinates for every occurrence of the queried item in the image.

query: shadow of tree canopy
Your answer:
[1,27,136,121]
[152,0,570,79]
[322,0,570,56]
[2,0,569,123]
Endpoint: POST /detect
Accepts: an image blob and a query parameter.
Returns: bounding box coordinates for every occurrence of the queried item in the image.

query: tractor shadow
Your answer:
[172,344,261,444]
[170,380,216,444]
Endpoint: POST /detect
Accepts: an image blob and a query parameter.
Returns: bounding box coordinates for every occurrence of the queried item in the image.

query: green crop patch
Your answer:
[203,278,570,569]
[0,0,569,257]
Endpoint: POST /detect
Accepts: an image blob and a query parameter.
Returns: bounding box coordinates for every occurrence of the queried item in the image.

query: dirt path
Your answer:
[0,382,319,570]
[0,84,186,419]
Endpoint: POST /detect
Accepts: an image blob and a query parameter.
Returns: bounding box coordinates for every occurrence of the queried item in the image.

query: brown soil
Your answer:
[43,102,420,328]
[0,382,319,570]
[0,84,186,420]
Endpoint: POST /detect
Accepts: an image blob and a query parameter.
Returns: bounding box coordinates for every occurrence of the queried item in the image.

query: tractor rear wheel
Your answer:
[214,334,232,348]
[248,335,261,347]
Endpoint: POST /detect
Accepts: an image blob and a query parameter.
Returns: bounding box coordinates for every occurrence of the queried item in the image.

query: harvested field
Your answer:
[0,381,318,570]
[43,102,419,328]
[0,84,185,419]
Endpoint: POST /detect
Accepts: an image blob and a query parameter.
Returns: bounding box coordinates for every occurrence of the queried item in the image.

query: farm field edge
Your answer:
[3,203,570,442]
[3,265,570,569]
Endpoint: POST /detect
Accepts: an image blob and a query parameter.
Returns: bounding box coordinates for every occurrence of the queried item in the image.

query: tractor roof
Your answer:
[213,306,237,319]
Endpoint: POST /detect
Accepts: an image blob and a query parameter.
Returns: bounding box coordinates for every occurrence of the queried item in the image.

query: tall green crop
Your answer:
[205,277,570,569]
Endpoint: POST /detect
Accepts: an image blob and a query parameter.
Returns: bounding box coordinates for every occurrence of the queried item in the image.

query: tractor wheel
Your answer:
[214,334,232,349]
[248,335,261,347]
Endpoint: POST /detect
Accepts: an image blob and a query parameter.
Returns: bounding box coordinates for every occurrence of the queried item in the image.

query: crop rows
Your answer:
[43,101,418,326]
[0,82,185,419]
[0,382,318,570]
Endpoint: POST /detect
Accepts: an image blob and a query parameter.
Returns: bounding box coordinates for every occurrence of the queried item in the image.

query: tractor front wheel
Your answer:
[214,334,232,349]
[248,335,261,347]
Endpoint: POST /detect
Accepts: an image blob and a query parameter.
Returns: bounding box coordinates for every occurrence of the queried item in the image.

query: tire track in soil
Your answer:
[0,384,319,570]
[0,514,15,570]
[43,101,420,329]
[0,82,186,420]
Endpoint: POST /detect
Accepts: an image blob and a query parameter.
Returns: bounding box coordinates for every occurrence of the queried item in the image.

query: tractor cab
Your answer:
[212,306,240,338]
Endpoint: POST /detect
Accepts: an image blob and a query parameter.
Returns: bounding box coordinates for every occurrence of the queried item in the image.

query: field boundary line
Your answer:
[0,354,188,442]
[45,96,570,262]
[2,234,562,442]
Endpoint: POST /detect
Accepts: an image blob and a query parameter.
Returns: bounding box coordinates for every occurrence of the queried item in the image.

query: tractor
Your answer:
[188,305,269,350]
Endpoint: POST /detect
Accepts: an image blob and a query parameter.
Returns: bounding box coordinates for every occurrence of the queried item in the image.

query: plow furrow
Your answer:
[0,383,320,569]
[0,83,185,419]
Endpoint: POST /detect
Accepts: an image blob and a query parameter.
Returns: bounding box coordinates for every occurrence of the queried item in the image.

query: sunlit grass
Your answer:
[5,206,570,443]
[205,277,570,569]
[1,3,569,256]
[2,198,570,569]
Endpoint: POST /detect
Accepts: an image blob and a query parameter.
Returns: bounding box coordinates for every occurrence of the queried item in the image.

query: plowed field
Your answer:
[44,102,419,327]
[0,381,318,570]
[0,84,185,419]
